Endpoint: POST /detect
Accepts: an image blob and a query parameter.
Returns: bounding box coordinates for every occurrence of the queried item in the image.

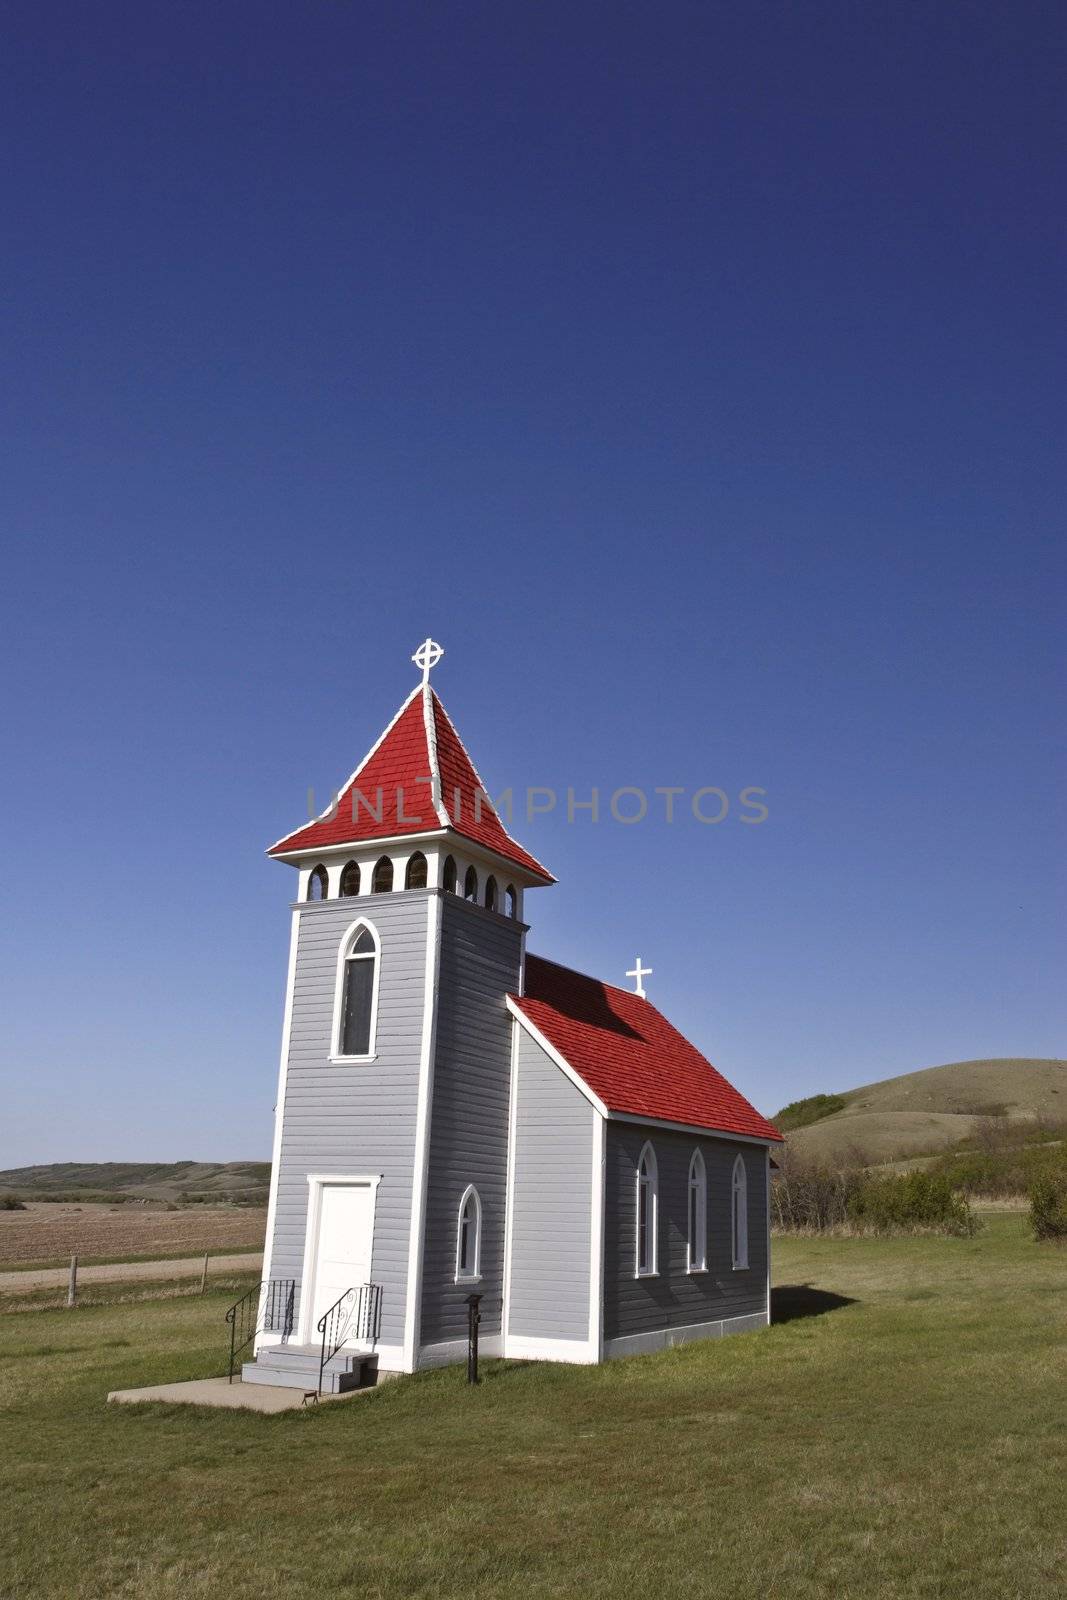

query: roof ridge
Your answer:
[524,951,659,1007]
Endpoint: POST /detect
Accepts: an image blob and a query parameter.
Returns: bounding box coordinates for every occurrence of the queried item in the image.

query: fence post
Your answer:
[66,1255,78,1308]
[200,1253,209,1294]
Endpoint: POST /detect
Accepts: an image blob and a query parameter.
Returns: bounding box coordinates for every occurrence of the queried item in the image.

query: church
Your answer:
[246,642,782,1390]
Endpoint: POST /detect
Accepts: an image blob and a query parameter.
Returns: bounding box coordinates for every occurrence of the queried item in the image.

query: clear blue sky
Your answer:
[1,2,1063,1167]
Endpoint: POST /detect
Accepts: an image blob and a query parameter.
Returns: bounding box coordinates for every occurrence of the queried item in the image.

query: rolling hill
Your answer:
[0,1161,270,1204]
[777,1058,1067,1164]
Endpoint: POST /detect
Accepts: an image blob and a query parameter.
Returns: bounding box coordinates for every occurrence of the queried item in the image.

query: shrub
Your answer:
[848,1171,976,1236]
[774,1093,847,1132]
[1,1193,27,1210]
[1029,1173,1067,1240]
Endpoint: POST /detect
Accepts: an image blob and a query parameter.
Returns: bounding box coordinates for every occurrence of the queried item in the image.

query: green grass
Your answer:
[2,1245,264,1274]
[1,1217,1064,1599]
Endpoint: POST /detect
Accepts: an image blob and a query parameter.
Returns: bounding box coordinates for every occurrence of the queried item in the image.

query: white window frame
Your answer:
[635,1141,659,1278]
[455,1184,482,1283]
[732,1153,749,1270]
[330,917,381,1063]
[687,1148,707,1273]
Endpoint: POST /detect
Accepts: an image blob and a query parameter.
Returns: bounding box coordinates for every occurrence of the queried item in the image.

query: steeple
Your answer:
[267,643,554,886]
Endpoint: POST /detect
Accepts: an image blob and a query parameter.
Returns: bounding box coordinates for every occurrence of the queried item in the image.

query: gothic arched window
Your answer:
[688,1149,707,1272]
[307,864,328,902]
[372,856,393,894]
[732,1154,749,1270]
[340,860,361,898]
[636,1142,658,1278]
[463,865,478,903]
[455,1185,482,1282]
[442,855,458,894]
[405,852,428,890]
[336,922,379,1058]
[484,875,498,912]
[504,884,517,918]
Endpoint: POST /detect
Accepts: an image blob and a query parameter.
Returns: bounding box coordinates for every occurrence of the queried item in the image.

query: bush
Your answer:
[1029,1173,1067,1240]
[774,1093,847,1132]
[848,1171,976,1236]
[1,1193,27,1210]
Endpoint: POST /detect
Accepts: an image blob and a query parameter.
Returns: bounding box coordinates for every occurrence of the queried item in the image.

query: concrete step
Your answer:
[242,1348,378,1395]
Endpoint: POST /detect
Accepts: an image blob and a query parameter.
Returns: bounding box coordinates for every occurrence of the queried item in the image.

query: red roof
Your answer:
[268,686,553,882]
[512,955,782,1142]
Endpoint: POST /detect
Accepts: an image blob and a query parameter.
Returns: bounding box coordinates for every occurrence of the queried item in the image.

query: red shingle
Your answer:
[513,955,782,1142]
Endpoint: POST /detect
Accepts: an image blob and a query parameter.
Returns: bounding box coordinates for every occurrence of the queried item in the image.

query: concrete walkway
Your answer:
[0,1251,263,1293]
[107,1375,366,1412]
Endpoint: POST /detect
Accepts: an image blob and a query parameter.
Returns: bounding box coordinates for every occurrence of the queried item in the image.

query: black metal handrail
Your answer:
[225,1278,295,1382]
[317,1282,382,1395]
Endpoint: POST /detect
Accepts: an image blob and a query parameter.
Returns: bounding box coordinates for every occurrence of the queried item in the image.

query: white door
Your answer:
[308,1183,375,1339]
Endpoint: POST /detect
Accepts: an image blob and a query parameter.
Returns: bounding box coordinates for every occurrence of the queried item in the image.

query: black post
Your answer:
[465,1292,482,1384]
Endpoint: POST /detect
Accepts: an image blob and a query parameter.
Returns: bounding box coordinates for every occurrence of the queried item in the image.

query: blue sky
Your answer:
[1,2,1063,1166]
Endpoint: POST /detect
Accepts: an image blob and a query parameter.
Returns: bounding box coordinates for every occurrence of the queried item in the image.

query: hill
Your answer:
[779,1058,1066,1164]
[0,1161,271,1205]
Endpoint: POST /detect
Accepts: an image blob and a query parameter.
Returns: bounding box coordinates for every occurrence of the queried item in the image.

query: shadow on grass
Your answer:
[771,1284,858,1324]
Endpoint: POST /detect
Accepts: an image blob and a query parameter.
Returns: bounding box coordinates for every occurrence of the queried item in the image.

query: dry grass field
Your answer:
[0,1202,267,1269]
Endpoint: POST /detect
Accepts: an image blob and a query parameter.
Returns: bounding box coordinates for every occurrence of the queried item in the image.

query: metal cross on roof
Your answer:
[626,957,652,998]
[412,637,444,685]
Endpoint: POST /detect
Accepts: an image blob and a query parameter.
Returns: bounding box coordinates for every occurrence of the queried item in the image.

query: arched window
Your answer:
[405,851,428,890]
[484,875,498,912]
[372,856,393,894]
[340,860,361,898]
[307,864,328,902]
[463,865,478,903]
[336,922,379,1058]
[455,1185,482,1282]
[504,884,517,918]
[442,854,458,894]
[688,1149,707,1272]
[635,1142,658,1277]
[732,1154,749,1270]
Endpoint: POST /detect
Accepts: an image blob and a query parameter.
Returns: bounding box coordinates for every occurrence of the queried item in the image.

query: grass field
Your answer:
[1,1215,1064,1600]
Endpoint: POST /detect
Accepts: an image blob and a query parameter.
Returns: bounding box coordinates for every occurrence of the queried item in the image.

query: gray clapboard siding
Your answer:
[266,892,431,1348]
[603,1123,768,1341]
[506,1029,595,1342]
[418,896,523,1346]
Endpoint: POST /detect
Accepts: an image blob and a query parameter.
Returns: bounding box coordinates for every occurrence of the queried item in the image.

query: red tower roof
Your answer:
[511,955,782,1141]
[267,685,554,883]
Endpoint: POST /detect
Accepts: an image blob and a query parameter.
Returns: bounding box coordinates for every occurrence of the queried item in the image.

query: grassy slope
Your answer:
[1,1217,1064,1600]
[785,1058,1067,1163]
[0,1160,271,1201]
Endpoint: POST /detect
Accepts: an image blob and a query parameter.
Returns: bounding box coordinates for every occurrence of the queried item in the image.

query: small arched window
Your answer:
[455,1185,482,1282]
[463,865,478,903]
[732,1154,749,1270]
[372,856,393,894]
[504,884,517,918]
[442,855,458,894]
[636,1142,658,1277]
[405,851,428,890]
[337,923,379,1057]
[688,1149,707,1272]
[340,860,361,898]
[307,864,328,902]
[484,875,498,912]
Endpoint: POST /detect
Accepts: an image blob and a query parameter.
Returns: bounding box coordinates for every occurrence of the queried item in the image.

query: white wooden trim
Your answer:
[732,1153,749,1270]
[765,1146,772,1325]
[402,892,443,1371]
[687,1147,707,1273]
[505,999,609,1116]
[503,1334,599,1365]
[589,1111,605,1359]
[329,916,382,1062]
[297,1173,382,1345]
[608,1111,780,1148]
[421,682,451,826]
[256,906,300,1349]
[501,1019,521,1341]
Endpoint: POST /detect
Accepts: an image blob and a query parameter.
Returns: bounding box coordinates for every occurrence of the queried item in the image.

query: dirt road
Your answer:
[0,1251,263,1293]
